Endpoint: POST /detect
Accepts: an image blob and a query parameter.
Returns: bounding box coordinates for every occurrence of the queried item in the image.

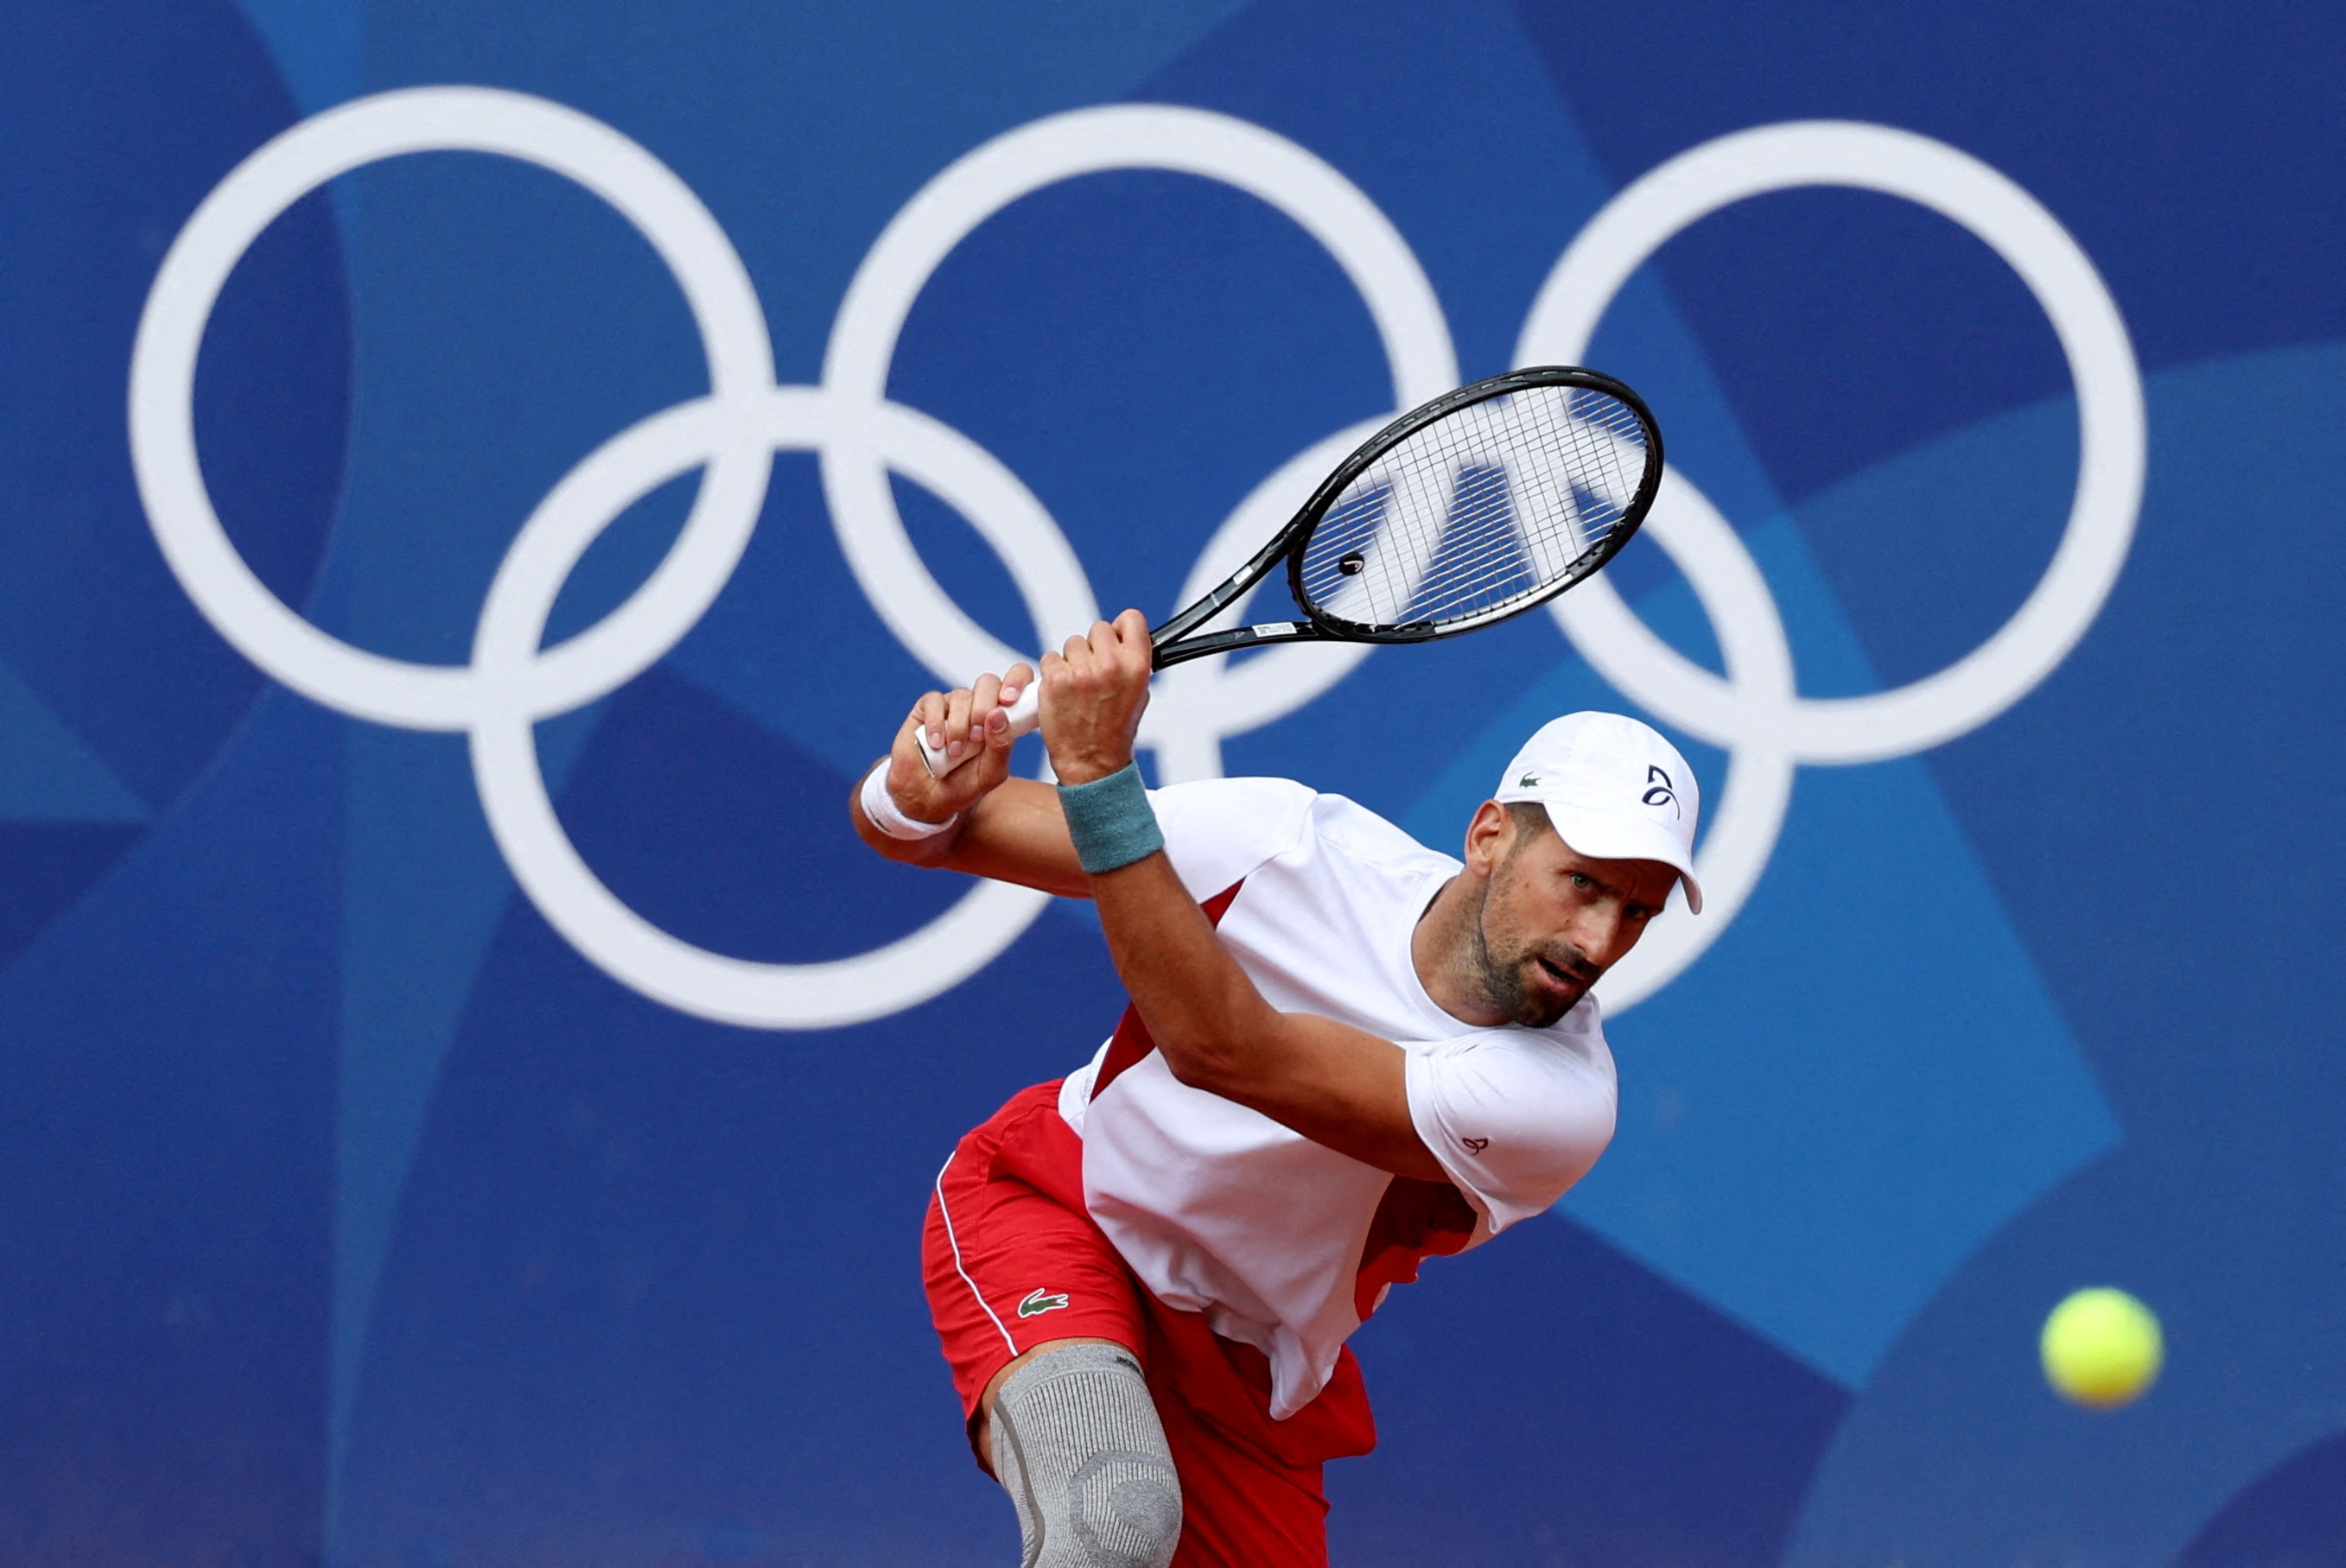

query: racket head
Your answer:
[1284,366,1663,642]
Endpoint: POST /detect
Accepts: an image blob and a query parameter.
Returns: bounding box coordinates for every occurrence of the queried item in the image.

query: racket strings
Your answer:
[1352,389,1638,620]
[1299,383,1649,632]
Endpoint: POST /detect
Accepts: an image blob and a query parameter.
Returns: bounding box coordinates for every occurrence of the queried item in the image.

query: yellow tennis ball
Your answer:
[2041,1287,2163,1408]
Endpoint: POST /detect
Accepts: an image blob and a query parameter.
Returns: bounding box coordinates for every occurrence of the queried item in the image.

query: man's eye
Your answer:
[1568,873,1593,892]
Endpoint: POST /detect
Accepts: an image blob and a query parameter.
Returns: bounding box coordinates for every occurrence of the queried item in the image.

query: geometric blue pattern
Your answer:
[0,656,149,821]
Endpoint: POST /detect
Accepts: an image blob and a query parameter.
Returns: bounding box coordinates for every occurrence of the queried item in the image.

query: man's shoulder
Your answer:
[1151,778,1449,870]
[1144,776,1318,899]
[1300,789,1453,873]
[1148,776,1314,861]
[1149,776,1453,905]
[1150,774,1318,821]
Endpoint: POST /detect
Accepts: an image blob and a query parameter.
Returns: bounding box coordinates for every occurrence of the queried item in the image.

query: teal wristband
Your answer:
[1058,763,1164,874]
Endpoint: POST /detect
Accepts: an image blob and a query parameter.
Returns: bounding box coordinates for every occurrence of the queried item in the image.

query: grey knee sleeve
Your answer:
[988,1343,1181,1568]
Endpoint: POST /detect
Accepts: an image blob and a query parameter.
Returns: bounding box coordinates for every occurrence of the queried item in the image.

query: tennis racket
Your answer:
[917,365,1663,776]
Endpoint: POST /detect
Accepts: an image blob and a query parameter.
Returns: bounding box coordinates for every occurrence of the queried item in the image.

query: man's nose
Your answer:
[1573,906,1634,969]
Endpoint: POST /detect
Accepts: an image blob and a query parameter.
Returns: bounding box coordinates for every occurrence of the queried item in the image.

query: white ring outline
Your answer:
[1518,119,2146,763]
[1519,121,2144,1008]
[468,387,1050,1029]
[1148,417,1392,782]
[1585,472,1798,1010]
[817,104,1459,780]
[129,86,778,730]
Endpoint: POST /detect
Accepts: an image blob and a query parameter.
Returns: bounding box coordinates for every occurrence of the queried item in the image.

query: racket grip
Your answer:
[915,681,1042,777]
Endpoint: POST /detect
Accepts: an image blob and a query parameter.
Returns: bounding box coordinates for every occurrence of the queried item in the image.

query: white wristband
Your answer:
[860,760,957,841]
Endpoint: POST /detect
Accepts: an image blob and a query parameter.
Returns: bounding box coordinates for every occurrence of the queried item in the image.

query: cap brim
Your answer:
[1546,804,1704,914]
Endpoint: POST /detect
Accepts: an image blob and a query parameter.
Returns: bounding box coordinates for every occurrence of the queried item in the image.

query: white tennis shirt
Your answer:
[1056,778,1618,1419]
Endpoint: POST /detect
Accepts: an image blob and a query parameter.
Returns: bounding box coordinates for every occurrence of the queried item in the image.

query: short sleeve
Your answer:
[1147,777,1318,900]
[1404,1029,1617,1233]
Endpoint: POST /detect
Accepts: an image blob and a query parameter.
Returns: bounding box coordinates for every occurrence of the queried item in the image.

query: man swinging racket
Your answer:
[850,610,1701,1568]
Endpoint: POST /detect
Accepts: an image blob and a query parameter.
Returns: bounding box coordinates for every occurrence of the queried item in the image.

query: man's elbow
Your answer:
[1160,1028,1255,1100]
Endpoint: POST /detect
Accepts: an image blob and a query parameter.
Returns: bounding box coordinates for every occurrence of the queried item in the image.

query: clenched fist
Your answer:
[1039,609,1153,785]
[883,662,1036,826]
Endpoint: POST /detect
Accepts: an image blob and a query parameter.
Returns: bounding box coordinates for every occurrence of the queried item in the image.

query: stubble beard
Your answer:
[1467,867,1593,1030]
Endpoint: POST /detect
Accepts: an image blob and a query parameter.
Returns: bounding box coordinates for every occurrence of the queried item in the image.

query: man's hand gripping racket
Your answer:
[915,365,1663,778]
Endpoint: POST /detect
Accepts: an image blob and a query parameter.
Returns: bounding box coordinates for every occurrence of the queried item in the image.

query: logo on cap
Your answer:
[1518,772,1540,788]
[1642,765,1680,817]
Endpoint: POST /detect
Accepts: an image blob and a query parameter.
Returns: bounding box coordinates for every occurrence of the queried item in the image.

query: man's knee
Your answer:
[988,1341,1181,1568]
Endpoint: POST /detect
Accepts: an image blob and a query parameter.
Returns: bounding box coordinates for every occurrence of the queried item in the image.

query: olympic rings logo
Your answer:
[128,89,2142,1029]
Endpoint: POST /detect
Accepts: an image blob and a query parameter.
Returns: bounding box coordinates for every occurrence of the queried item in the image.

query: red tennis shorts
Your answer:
[922,1080,1379,1568]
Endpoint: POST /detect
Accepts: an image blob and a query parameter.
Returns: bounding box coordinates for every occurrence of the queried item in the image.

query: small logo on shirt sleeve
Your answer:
[1016,1288,1071,1318]
[1460,1136,1491,1155]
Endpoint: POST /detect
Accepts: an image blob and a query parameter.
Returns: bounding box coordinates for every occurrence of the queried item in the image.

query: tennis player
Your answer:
[850,610,1701,1568]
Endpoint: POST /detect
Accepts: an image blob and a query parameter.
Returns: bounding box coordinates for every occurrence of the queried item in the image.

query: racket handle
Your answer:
[916,681,1041,777]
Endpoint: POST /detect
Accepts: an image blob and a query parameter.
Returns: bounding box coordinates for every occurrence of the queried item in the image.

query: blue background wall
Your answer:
[3,3,2343,1564]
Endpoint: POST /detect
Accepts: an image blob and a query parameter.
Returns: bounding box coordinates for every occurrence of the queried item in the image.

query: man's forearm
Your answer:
[851,770,1091,896]
[1090,849,1444,1178]
[944,781,1090,895]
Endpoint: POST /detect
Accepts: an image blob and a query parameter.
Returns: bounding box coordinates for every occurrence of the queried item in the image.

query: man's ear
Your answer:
[1461,800,1512,877]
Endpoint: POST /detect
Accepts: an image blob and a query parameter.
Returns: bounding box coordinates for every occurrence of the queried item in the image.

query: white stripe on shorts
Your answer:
[934,1152,1020,1359]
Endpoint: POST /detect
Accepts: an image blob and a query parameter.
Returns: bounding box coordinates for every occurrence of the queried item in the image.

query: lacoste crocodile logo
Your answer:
[1016,1288,1070,1318]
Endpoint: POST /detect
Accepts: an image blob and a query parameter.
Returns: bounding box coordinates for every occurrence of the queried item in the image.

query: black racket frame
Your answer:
[1145,365,1663,670]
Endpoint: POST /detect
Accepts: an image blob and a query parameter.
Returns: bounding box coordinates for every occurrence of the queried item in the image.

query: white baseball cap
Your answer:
[1492,712,1703,912]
